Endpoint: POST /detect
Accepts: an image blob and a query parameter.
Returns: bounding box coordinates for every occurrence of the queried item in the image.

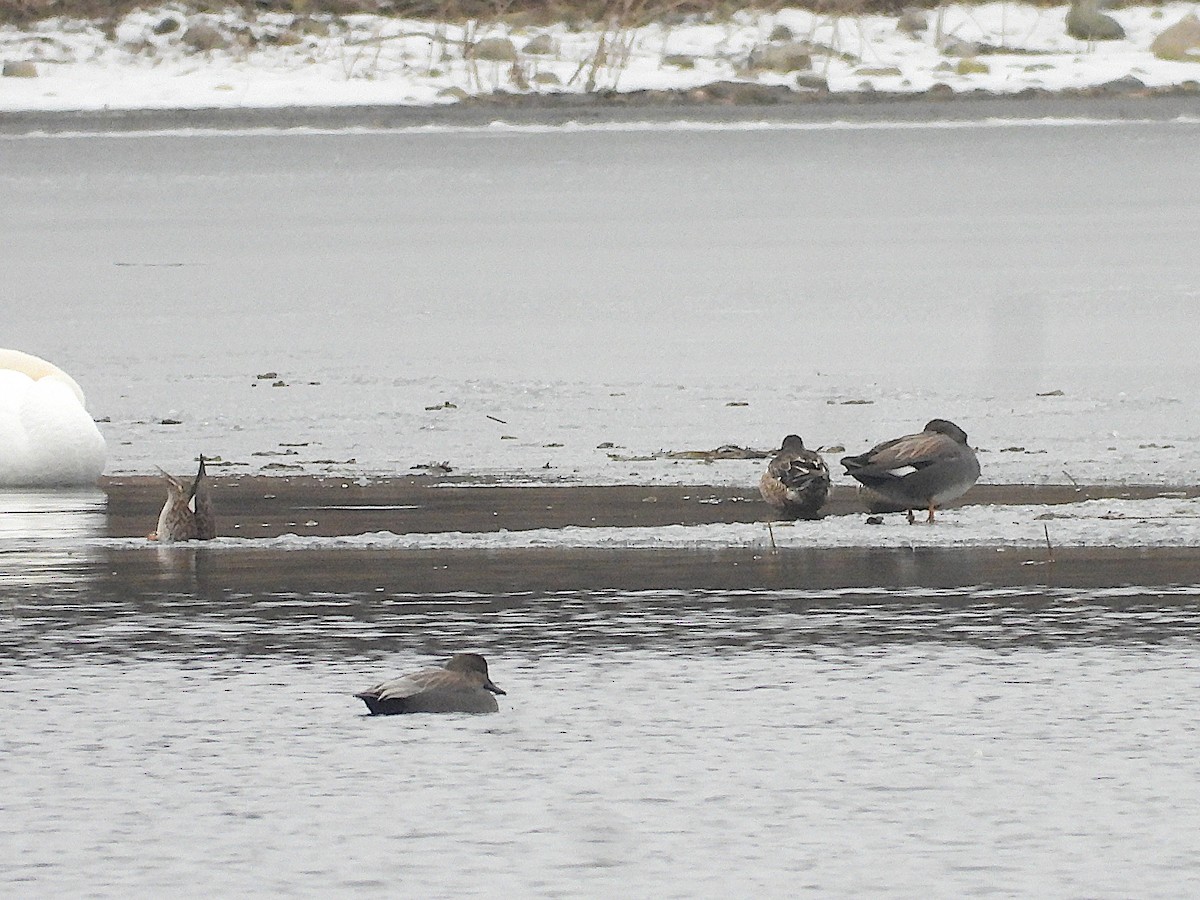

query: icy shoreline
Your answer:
[2,3,1198,118]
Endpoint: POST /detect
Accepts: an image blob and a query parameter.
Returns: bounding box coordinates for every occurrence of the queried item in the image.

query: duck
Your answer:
[355,653,506,715]
[190,455,216,540]
[151,455,216,542]
[0,348,106,487]
[759,434,830,519]
[840,419,980,524]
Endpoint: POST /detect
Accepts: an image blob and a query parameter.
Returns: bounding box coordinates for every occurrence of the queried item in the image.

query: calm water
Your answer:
[4,119,1200,482]
[3,495,1200,896]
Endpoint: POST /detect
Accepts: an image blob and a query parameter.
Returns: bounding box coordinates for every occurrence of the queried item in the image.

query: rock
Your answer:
[794,72,828,91]
[956,58,990,75]
[939,36,980,57]
[854,65,903,77]
[273,30,304,47]
[1150,14,1200,61]
[522,33,557,55]
[663,54,696,69]
[1097,74,1146,93]
[299,19,330,37]
[686,80,795,104]
[925,82,956,98]
[750,41,813,73]
[1066,0,1125,41]
[438,86,469,100]
[533,71,560,86]
[768,24,794,42]
[152,17,181,36]
[182,23,231,52]
[469,37,517,62]
[897,8,928,37]
[2,60,37,77]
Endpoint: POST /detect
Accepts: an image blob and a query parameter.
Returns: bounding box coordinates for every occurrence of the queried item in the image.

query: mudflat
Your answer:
[99,476,1200,594]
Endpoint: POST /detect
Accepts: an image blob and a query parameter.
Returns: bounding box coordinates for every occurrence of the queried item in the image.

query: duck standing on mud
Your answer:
[152,455,217,542]
[841,419,980,524]
[759,434,830,519]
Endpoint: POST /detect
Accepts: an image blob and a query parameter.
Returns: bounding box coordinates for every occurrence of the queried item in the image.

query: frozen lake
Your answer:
[4,115,1200,485]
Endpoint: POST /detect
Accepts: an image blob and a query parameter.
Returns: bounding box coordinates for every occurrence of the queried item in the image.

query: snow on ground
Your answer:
[1,4,1199,113]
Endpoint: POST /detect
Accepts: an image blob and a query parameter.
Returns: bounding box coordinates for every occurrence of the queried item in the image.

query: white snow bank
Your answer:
[0,349,107,486]
[117,496,1200,550]
[1,4,1198,113]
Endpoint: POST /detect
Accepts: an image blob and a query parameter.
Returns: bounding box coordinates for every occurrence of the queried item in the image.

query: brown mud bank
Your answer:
[95,476,1200,594]
[101,474,1200,539]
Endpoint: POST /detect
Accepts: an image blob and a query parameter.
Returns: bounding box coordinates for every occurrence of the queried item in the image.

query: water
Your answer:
[4,559,1200,896]
[3,119,1200,483]
[5,495,1200,895]
[4,118,1200,894]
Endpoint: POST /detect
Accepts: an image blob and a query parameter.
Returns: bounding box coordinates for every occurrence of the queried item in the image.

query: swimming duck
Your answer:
[0,348,106,487]
[841,419,980,524]
[759,434,830,519]
[151,456,216,542]
[355,653,506,715]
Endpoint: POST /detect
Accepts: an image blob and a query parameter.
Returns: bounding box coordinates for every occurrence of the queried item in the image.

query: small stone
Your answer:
[533,71,560,86]
[152,17,181,36]
[522,33,557,55]
[854,66,903,77]
[956,58,990,75]
[2,60,37,78]
[1097,74,1145,93]
[274,30,304,47]
[897,8,928,36]
[438,86,469,100]
[768,24,794,42]
[794,72,828,91]
[299,19,330,37]
[469,37,518,62]
[750,41,813,73]
[182,23,231,52]
[939,36,979,57]
[663,54,696,69]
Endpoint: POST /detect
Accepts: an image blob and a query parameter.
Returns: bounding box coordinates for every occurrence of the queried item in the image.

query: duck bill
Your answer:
[485,680,506,696]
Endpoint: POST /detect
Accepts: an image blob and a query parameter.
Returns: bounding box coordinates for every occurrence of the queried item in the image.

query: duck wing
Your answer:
[842,431,956,477]
[356,668,455,703]
[771,449,829,489]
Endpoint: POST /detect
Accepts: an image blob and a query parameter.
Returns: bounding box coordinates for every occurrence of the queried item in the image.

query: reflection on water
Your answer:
[3,553,1200,662]
[0,489,106,586]
[4,537,1200,896]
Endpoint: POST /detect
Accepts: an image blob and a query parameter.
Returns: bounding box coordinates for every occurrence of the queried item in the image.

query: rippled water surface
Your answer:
[4,513,1200,896]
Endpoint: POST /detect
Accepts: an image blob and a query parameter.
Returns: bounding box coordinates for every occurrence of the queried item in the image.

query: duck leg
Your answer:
[906,508,916,525]
[926,502,936,524]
